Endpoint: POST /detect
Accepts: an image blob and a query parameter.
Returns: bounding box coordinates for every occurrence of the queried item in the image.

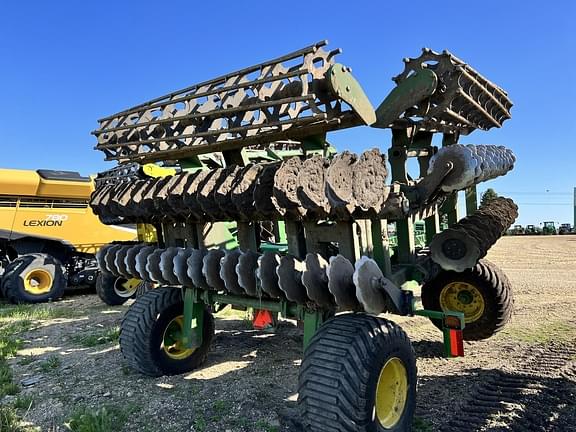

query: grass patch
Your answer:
[0,380,19,398]
[504,321,576,344]
[212,399,230,415]
[13,395,34,411]
[0,304,79,321]
[0,321,33,339]
[0,341,21,398]
[0,303,60,430]
[64,405,135,432]
[230,417,250,428]
[192,415,207,432]
[38,355,61,372]
[413,416,434,431]
[254,419,279,432]
[0,406,24,432]
[71,327,120,348]
[0,335,24,360]
[17,356,35,366]
[208,399,231,421]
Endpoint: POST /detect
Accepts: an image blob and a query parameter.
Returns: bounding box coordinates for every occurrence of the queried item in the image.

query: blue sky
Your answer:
[1,1,574,225]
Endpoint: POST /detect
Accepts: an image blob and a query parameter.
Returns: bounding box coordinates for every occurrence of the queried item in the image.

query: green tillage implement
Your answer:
[91,42,517,431]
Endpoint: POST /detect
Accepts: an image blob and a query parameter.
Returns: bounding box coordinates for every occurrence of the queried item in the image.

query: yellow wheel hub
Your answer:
[375,357,408,429]
[440,281,485,323]
[23,269,53,295]
[114,278,140,298]
[162,316,196,360]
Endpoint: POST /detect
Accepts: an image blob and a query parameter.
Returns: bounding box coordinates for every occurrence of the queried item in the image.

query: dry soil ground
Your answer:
[4,236,576,431]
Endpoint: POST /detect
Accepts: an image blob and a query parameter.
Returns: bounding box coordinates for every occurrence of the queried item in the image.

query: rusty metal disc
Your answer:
[352,149,389,213]
[252,162,280,219]
[272,157,304,216]
[325,151,356,215]
[297,155,330,216]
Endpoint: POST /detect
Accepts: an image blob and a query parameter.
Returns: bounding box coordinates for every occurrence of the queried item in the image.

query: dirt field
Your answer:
[5,236,576,431]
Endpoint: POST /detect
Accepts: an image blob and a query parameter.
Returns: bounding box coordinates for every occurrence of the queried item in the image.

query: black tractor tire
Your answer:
[421,258,513,341]
[119,287,214,377]
[299,313,417,432]
[95,272,142,306]
[0,253,66,304]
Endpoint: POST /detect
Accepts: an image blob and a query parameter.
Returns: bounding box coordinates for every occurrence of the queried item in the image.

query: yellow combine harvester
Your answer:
[0,168,137,304]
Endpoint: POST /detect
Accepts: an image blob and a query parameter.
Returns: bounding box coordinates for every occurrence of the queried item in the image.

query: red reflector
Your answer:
[444,315,462,329]
[449,329,464,357]
[253,309,275,330]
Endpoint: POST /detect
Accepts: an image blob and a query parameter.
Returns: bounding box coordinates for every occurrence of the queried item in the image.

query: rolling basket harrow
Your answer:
[90,41,517,431]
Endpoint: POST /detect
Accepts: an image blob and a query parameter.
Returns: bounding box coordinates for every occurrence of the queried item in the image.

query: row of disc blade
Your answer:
[392,48,513,134]
[96,243,396,315]
[428,144,515,192]
[89,149,389,224]
[89,162,279,223]
[429,197,518,272]
[272,149,389,218]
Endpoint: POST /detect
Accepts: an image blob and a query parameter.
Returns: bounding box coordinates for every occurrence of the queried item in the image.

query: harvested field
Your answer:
[3,236,576,431]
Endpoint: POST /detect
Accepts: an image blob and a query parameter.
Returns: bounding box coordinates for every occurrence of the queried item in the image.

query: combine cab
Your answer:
[90,42,517,430]
[0,169,137,304]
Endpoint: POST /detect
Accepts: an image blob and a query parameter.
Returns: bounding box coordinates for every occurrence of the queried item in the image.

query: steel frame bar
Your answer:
[440,133,460,226]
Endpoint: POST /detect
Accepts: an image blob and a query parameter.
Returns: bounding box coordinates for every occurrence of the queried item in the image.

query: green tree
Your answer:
[480,188,498,206]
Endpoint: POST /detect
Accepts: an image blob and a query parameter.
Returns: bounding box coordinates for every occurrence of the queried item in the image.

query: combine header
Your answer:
[91,41,517,430]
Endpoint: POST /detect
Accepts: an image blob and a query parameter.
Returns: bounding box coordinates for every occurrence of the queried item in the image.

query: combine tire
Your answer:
[0,253,66,304]
[421,258,513,341]
[120,287,214,376]
[299,314,417,432]
[95,272,141,306]
[0,256,9,278]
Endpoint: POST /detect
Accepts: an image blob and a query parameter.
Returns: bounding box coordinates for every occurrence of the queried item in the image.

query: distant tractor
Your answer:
[541,221,557,235]
[512,224,525,235]
[525,224,540,235]
[559,223,573,235]
[0,168,137,304]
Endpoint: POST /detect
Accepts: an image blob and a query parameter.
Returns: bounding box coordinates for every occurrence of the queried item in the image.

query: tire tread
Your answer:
[298,313,416,431]
[119,287,213,377]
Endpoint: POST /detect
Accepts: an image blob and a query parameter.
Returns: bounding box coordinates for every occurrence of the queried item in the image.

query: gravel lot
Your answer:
[6,236,576,431]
